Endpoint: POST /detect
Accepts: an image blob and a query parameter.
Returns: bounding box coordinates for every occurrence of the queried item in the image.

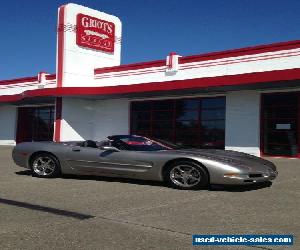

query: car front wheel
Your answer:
[165,161,209,190]
[30,153,61,178]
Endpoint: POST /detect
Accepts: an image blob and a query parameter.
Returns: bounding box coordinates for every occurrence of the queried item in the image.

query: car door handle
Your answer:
[72,147,81,152]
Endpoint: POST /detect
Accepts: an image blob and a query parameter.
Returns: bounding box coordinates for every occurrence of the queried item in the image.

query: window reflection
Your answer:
[176,110,198,121]
[131,97,226,149]
[176,99,199,110]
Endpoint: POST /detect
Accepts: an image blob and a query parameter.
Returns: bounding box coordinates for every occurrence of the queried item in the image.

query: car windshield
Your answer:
[107,135,178,151]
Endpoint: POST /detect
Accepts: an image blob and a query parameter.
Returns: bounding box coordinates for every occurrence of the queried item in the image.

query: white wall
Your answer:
[60,98,96,141]
[225,91,261,156]
[92,99,129,140]
[0,105,17,145]
[60,98,129,141]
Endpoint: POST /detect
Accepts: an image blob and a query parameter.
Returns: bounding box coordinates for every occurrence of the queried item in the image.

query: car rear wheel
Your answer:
[165,161,209,190]
[31,153,61,178]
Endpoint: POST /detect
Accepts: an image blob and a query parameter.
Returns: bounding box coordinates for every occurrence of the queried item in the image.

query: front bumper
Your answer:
[216,171,278,185]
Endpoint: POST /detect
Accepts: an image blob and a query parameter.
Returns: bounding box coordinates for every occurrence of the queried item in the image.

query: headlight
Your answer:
[224,173,248,178]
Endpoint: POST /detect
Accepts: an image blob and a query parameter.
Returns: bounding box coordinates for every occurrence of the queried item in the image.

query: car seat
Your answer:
[83,140,98,148]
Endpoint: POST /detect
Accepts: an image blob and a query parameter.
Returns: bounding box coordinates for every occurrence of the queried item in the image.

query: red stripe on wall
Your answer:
[1,68,300,103]
[57,5,66,88]
[54,97,62,142]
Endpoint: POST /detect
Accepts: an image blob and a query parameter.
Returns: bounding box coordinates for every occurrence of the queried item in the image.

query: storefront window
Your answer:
[131,97,225,149]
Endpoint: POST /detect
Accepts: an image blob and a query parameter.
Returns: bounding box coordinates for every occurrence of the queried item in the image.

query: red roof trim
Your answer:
[2,39,300,86]
[46,74,56,80]
[181,39,300,64]
[0,74,56,86]
[2,68,300,103]
[94,39,300,75]
[0,76,38,86]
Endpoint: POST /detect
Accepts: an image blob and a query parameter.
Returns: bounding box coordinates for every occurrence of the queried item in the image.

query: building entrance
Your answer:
[16,106,55,143]
[262,93,300,157]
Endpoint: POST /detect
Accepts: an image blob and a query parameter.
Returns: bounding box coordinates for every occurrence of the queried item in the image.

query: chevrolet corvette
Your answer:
[12,135,278,190]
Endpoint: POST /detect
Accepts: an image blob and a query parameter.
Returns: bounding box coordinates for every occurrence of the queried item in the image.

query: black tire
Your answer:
[164,160,209,190]
[30,153,61,178]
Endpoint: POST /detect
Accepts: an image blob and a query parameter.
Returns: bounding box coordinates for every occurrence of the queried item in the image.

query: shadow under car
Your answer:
[15,170,273,192]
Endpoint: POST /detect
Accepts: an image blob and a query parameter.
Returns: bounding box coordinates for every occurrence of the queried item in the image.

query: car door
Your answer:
[65,145,106,174]
[65,145,153,176]
[96,150,154,176]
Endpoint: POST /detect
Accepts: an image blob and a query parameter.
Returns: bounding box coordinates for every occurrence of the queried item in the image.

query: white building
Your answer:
[1,3,300,158]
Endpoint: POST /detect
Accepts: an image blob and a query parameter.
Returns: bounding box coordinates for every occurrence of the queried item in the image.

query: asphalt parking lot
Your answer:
[0,146,299,250]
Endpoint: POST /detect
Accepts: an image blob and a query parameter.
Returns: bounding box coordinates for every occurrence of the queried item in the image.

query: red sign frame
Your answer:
[76,13,115,53]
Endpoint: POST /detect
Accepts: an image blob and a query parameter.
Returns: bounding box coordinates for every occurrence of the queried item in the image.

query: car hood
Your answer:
[166,149,276,172]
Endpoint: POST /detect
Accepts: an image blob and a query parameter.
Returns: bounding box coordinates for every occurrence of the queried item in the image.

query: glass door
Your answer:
[262,93,299,157]
[16,106,55,143]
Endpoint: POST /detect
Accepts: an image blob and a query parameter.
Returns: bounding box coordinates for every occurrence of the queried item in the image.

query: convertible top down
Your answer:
[12,135,278,190]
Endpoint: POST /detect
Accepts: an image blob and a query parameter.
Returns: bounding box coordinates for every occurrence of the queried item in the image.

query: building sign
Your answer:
[76,13,115,53]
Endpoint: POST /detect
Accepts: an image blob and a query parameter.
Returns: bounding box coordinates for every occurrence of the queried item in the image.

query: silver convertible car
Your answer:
[12,135,278,190]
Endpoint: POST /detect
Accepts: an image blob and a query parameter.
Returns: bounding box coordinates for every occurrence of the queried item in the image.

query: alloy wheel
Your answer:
[169,164,202,188]
[32,156,56,176]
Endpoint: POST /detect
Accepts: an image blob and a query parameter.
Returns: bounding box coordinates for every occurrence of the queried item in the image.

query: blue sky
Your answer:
[1,0,300,80]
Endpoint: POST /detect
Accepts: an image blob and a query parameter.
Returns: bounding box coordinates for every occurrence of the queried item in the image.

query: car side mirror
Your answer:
[101,146,120,152]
